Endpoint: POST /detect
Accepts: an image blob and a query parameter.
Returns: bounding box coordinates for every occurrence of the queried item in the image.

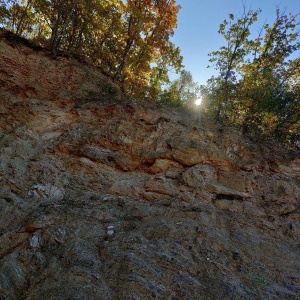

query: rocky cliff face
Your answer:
[0,32,300,300]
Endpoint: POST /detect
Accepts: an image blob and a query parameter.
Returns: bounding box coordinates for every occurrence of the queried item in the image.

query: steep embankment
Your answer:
[0,32,300,300]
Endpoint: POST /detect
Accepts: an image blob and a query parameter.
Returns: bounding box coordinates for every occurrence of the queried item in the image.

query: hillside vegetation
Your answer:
[0,1,299,145]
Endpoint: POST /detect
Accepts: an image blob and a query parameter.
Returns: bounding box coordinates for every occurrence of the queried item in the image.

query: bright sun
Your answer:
[195,98,202,106]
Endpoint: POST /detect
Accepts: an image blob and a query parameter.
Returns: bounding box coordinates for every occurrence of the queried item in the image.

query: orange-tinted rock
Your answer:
[149,158,183,174]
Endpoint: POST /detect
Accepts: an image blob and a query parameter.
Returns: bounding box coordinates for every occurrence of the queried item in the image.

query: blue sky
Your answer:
[170,0,300,85]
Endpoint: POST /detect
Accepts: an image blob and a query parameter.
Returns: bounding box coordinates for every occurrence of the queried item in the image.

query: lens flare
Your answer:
[195,98,202,106]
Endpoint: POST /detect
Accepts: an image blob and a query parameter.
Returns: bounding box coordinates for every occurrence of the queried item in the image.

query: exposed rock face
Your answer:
[0,33,300,300]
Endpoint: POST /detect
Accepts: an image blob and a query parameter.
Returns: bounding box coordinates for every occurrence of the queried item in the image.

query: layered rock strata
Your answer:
[0,33,300,300]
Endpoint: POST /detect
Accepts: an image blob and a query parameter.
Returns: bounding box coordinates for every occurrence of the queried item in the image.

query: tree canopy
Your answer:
[204,6,300,145]
[0,0,183,99]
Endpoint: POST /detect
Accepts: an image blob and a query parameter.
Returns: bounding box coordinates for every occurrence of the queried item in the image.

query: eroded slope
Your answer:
[0,34,300,300]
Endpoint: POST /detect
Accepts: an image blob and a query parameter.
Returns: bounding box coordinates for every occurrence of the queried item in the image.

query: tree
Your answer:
[207,6,260,121]
[160,70,200,107]
[206,5,300,145]
[0,1,38,37]
[112,0,183,99]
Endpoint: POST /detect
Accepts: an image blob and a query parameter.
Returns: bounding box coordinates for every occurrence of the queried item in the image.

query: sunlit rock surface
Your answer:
[0,31,300,300]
